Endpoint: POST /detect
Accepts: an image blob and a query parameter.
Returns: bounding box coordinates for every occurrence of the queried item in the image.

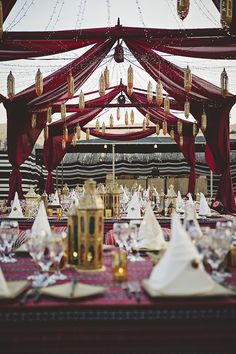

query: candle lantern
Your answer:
[67,202,79,266]
[97,183,106,207]
[77,179,104,271]
[166,184,177,215]
[62,183,70,197]
[105,174,120,217]
[25,186,40,217]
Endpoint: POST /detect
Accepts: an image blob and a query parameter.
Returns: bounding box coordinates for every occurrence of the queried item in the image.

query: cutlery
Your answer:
[70,275,78,298]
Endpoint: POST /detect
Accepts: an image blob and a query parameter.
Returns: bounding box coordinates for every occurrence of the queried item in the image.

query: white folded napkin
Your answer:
[183,201,202,235]
[138,202,166,250]
[199,193,211,216]
[0,267,10,297]
[126,192,141,219]
[70,189,79,205]
[176,190,184,213]
[8,192,24,218]
[122,189,129,204]
[31,200,51,237]
[0,267,28,299]
[147,213,214,296]
[187,193,194,206]
[51,190,60,205]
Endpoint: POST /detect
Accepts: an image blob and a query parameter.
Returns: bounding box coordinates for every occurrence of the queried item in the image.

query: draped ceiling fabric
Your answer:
[212,0,236,34]
[2,3,236,211]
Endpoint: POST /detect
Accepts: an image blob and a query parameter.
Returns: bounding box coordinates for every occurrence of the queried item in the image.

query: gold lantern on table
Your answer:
[25,186,40,217]
[97,183,106,206]
[77,179,104,271]
[105,174,120,218]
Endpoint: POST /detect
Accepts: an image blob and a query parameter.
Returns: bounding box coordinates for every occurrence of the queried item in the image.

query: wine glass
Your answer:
[48,231,67,281]
[113,223,129,250]
[0,220,19,263]
[130,219,145,262]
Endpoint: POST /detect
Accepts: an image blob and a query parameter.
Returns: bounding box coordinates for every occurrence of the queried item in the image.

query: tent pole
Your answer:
[210,170,213,198]
[112,144,115,183]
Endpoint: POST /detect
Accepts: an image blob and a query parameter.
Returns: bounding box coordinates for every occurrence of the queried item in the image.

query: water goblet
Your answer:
[48,231,67,281]
[129,219,145,262]
[0,220,19,263]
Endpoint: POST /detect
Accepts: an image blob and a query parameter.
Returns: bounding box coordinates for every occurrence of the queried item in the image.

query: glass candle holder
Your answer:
[112,250,128,282]
[57,208,63,219]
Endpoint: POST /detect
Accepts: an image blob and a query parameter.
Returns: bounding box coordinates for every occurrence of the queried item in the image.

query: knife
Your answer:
[70,276,78,298]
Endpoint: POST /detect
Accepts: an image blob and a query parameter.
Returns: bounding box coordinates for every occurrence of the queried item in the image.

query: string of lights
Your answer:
[106,0,111,28]
[45,0,61,31]
[6,0,35,31]
[50,0,65,31]
[74,0,85,29]
[194,0,220,26]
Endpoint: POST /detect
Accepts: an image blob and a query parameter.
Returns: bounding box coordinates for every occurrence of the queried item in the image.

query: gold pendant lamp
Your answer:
[62,137,66,150]
[117,107,121,121]
[104,66,110,89]
[72,133,77,147]
[127,65,133,91]
[0,1,3,39]
[86,128,90,140]
[47,106,52,124]
[44,124,49,141]
[143,118,147,131]
[221,68,228,97]
[156,123,160,136]
[127,87,133,97]
[63,125,68,142]
[99,73,105,96]
[156,80,163,106]
[76,124,81,140]
[95,119,100,132]
[147,81,153,103]
[179,135,184,147]
[7,71,15,100]
[109,114,114,128]
[177,0,190,20]
[221,0,233,29]
[145,113,150,127]
[35,68,43,96]
[125,111,129,125]
[184,98,190,119]
[102,122,106,135]
[31,113,37,129]
[177,119,183,135]
[130,109,135,125]
[184,65,192,93]
[162,120,168,135]
[67,71,74,98]
[201,108,207,133]
[192,122,199,137]
[170,128,175,141]
[61,103,66,120]
[79,90,85,112]
[164,96,170,116]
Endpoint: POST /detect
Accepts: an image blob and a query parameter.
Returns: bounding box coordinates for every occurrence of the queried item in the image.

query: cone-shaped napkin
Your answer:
[8,192,24,218]
[31,201,51,237]
[0,267,28,299]
[122,189,129,204]
[138,202,166,250]
[183,201,202,235]
[176,191,184,213]
[126,192,141,219]
[0,267,10,297]
[199,193,211,216]
[51,190,60,205]
[187,193,194,206]
[145,213,217,296]
[70,189,79,205]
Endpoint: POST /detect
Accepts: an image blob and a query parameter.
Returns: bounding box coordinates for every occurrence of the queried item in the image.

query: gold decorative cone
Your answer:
[104,66,110,89]
[44,125,49,140]
[95,119,100,132]
[130,109,135,125]
[117,107,121,121]
[184,98,190,119]
[179,135,184,147]
[147,81,153,103]
[99,74,105,96]
[177,0,190,20]
[184,65,192,92]
[7,71,15,100]
[221,68,228,97]
[47,106,52,124]
[109,114,114,128]
[76,124,81,140]
[201,110,207,132]
[35,69,43,96]
[127,65,133,90]
[67,72,74,98]
[102,122,106,135]
[156,80,163,106]
[162,120,168,135]
[177,119,183,135]
[125,111,129,125]
[221,0,233,29]
[86,128,90,140]
[31,113,37,129]
[61,103,66,120]
[164,96,170,116]
[79,90,85,112]
[156,123,160,136]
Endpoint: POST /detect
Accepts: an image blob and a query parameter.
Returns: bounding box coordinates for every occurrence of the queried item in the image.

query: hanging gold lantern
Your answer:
[192,122,199,137]
[201,108,207,132]
[130,109,135,125]
[7,71,15,100]
[127,65,133,89]
[76,124,81,140]
[156,123,160,136]
[72,133,77,147]
[170,128,175,141]
[147,81,153,103]
[177,119,183,135]
[145,113,150,127]
[104,66,110,89]
[95,119,100,132]
[109,114,114,128]
[102,122,106,135]
[179,135,184,147]
[67,71,74,98]
[61,103,66,120]
[221,0,233,29]
[162,120,168,135]
[35,68,43,96]
[79,90,85,112]
[184,65,192,93]
[164,96,170,116]
[156,80,163,106]
[99,73,105,96]
[63,125,68,142]
[0,1,3,39]
[177,0,190,20]
[221,68,228,97]
[86,128,90,140]
[31,113,37,129]
[127,87,133,97]
[143,118,147,131]
[44,124,49,141]
[184,98,190,119]
[117,107,121,121]
[125,111,129,125]
[47,106,52,123]
[62,137,66,150]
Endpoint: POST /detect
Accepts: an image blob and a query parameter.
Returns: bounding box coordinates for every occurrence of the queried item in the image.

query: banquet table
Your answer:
[1,252,236,354]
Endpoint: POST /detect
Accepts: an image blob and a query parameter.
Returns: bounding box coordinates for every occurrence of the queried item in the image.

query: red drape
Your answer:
[2,0,17,22]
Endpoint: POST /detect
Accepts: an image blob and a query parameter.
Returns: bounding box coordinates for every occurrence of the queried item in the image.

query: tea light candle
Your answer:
[112,250,128,282]
[105,209,112,218]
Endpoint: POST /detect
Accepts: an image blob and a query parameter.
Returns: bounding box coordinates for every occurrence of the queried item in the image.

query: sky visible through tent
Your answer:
[1,0,236,128]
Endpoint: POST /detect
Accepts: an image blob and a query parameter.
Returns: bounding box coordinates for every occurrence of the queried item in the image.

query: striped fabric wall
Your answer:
[1,150,236,200]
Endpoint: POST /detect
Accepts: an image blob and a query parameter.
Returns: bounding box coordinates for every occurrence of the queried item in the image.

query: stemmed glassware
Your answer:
[48,231,67,281]
[129,220,145,262]
[0,220,19,263]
